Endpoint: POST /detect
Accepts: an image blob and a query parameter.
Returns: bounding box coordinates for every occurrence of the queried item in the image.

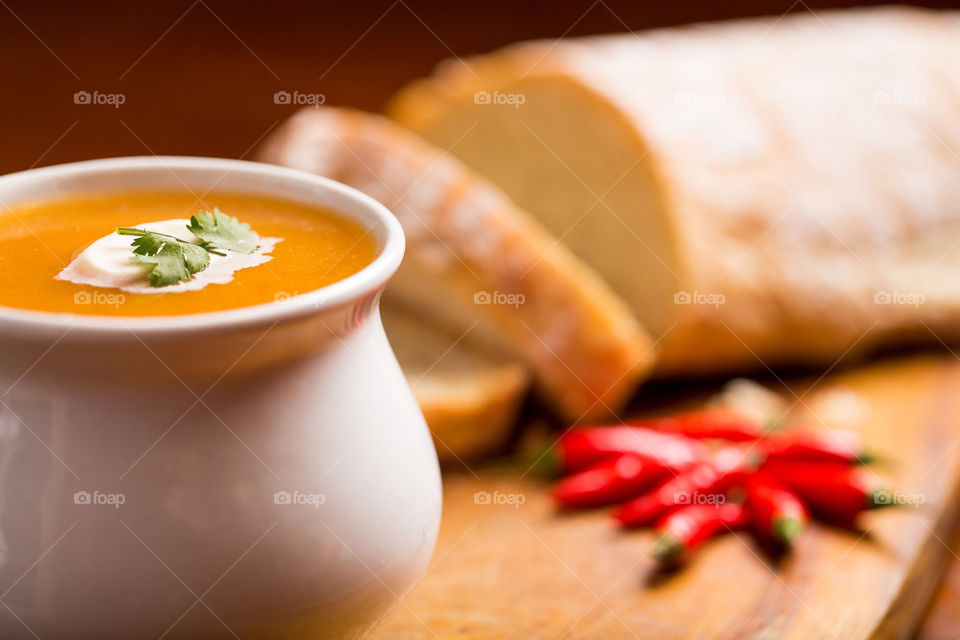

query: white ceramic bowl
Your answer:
[0,157,442,639]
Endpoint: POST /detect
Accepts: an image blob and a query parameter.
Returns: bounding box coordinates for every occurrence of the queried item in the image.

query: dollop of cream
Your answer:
[56,219,281,294]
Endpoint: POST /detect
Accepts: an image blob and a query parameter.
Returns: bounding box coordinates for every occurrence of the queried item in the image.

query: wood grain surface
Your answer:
[377,355,960,639]
[918,556,960,639]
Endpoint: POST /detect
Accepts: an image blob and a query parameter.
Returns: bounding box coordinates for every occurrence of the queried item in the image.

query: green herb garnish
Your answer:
[187,209,258,255]
[117,210,259,287]
[116,228,210,287]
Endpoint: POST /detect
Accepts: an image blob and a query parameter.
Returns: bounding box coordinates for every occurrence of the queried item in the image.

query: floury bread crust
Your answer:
[387,6,960,374]
[259,107,656,420]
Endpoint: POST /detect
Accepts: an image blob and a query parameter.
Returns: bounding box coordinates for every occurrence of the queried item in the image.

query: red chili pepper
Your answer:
[652,503,749,566]
[549,426,707,474]
[615,446,757,528]
[552,454,670,510]
[629,407,765,442]
[746,474,809,549]
[761,459,892,523]
[762,428,874,465]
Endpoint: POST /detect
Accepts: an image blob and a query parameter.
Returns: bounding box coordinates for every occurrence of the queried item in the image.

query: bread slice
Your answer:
[387,6,960,374]
[258,107,656,420]
[381,300,529,462]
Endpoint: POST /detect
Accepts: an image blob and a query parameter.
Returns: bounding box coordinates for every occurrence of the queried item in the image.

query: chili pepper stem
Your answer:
[772,516,804,547]
[868,489,901,510]
[519,445,561,478]
[855,451,890,466]
[651,534,684,566]
[763,416,788,433]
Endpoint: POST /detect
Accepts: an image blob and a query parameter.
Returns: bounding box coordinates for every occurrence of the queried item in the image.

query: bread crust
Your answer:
[259,107,656,419]
[387,6,960,374]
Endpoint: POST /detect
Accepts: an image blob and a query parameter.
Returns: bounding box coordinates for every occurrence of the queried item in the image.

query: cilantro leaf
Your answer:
[132,243,192,287]
[179,241,211,273]
[117,228,211,287]
[115,210,258,288]
[187,209,258,255]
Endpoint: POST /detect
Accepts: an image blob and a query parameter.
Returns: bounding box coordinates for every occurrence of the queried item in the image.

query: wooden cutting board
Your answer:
[375,354,960,639]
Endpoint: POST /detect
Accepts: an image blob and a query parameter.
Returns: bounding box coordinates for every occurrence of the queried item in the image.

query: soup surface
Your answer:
[0,191,378,316]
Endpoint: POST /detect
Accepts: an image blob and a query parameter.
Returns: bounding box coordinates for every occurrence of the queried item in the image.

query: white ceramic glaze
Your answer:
[0,157,442,639]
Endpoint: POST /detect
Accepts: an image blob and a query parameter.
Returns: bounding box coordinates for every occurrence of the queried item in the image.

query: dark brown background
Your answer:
[3,1,959,636]
[0,0,957,175]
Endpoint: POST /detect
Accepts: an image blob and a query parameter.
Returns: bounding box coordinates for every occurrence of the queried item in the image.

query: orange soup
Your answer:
[0,191,378,316]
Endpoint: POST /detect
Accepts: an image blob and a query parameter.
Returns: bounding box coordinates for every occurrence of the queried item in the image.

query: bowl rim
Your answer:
[0,156,405,338]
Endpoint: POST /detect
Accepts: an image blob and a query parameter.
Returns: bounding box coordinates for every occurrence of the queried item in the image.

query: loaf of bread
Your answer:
[381,300,529,462]
[259,107,655,419]
[388,6,960,374]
